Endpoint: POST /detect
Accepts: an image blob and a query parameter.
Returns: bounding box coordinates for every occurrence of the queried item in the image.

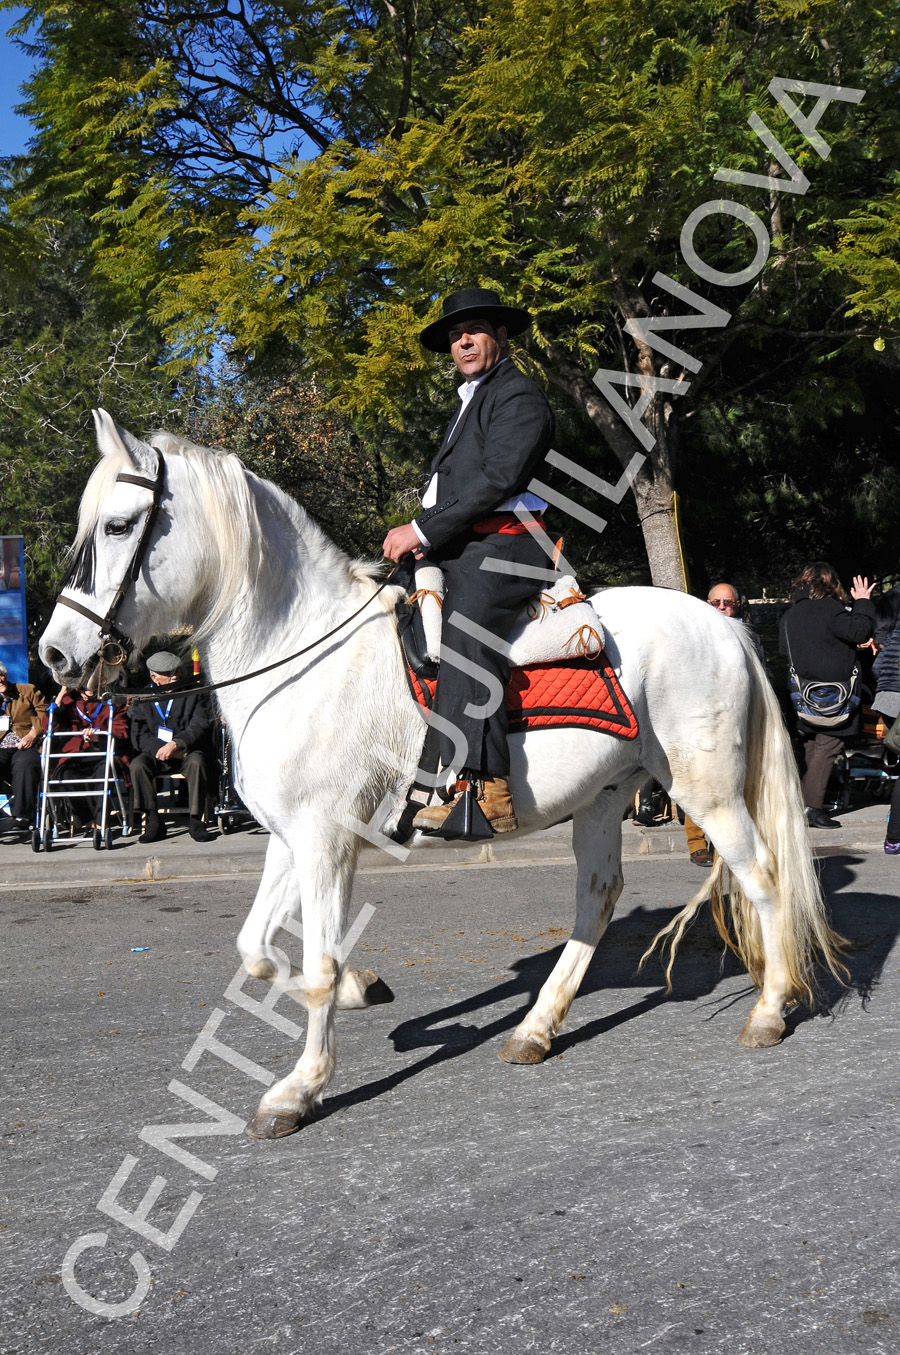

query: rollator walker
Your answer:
[33,701,130,852]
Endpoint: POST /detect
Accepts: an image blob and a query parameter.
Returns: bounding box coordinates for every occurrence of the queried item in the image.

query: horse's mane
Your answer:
[74,429,397,643]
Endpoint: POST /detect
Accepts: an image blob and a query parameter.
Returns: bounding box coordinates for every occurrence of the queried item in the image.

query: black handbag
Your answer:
[785,634,861,729]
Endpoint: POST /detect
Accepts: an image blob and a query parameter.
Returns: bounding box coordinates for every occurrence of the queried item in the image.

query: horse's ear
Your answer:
[91,408,158,476]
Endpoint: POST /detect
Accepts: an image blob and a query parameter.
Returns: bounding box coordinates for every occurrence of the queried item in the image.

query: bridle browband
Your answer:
[56,451,166,668]
[55,446,397,702]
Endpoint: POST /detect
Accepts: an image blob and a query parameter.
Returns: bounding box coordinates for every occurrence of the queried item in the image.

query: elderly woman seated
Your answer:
[0,661,47,837]
[48,681,130,834]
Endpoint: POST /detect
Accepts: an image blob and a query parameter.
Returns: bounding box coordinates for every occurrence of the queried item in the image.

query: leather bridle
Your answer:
[53,446,397,702]
[55,450,165,670]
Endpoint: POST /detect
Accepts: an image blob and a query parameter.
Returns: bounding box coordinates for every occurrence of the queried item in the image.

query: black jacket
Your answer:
[779,587,875,684]
[129,684,214,760]
[414,358,554,551]
[873,586,900,694]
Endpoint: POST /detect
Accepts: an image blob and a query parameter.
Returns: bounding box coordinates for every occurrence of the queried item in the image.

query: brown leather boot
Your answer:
[413,777,518,833]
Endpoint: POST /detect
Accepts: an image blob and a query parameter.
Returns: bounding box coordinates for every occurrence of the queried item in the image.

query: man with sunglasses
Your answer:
[707,583,766,665]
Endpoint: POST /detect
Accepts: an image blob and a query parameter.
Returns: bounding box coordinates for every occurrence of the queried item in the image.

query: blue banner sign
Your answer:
[0,537,28,681]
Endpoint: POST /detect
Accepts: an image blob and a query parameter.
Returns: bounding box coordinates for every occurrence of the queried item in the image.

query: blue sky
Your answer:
[1,7,36,157]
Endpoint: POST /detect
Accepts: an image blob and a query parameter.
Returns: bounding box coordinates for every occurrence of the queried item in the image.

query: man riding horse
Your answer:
[382,287,554,833]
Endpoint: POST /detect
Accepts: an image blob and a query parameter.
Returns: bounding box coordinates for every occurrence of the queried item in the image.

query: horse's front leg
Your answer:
[237,830,393,1011]
[246,819,359,1138]
[237,833,297,980]
[499,784,638,1064]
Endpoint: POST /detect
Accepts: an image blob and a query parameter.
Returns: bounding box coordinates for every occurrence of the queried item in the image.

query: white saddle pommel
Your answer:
[410,565,605,668]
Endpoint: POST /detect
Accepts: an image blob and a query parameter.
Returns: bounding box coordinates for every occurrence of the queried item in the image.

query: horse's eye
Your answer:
[104,519,131,537]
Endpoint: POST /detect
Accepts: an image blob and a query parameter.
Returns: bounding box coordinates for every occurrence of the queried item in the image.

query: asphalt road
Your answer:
[2,842,899,1355]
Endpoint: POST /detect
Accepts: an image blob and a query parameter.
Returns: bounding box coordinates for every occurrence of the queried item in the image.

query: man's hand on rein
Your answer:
[382,523,423,563]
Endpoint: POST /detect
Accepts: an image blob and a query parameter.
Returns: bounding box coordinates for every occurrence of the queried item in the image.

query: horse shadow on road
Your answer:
[318,865,897,1120]
[789,852,900,1031]
[325,856,897,1115]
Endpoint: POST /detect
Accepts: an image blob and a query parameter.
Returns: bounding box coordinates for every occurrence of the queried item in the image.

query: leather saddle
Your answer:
[395,558,604,680]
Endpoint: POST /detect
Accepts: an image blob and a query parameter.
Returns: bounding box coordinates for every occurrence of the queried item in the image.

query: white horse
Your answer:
[40,412,845,1139]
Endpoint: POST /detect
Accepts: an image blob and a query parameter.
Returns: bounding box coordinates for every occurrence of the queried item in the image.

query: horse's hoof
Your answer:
[358,972,395,1006]
[244,1111,303,1139]
[337,969,396,1009]
[737,1018,784,1048]
[244,957,278,981]
[498,1034,550,1064]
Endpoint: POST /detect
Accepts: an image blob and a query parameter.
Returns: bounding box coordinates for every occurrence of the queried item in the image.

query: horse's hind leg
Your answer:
[499,787,636,1064]
[683,798,789,1047]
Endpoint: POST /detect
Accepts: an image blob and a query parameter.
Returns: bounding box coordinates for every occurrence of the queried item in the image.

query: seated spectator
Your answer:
[49,683,130,832]
[0,661,47,836]
[128,651,215,844]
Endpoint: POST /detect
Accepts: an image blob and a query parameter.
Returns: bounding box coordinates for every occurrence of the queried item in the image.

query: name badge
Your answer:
[0,715,9,733]
[157,726,174,742]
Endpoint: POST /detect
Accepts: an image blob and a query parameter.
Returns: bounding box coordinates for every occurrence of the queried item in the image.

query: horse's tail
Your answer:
[643,638,848,1002]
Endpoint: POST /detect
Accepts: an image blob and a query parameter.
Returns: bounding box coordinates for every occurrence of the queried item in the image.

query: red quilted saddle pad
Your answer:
[408,657,638,739]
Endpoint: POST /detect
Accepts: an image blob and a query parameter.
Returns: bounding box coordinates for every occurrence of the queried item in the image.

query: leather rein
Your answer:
[55,448,396,703]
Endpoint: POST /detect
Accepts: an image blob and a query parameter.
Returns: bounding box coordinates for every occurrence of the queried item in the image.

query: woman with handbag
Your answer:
[779,562,875,828]
[872,585,900,853]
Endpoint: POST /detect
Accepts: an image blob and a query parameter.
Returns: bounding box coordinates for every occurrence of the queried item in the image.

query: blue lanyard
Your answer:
[76,702,101,725]
[154,699,173,724]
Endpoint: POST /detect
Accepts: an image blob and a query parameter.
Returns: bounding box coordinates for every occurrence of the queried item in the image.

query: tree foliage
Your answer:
[4,0,900,595]
[191,357,403,558]
[0,162,200,650]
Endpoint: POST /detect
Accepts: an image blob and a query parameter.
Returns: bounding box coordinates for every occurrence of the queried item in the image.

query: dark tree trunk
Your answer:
[540,343,687,590]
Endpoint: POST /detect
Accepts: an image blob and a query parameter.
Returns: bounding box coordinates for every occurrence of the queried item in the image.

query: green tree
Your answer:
[0,160,203,658]
[820,173,900,330]
[6,0,899,590]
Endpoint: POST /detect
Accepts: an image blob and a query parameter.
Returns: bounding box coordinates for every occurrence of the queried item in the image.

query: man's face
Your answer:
[448,318,507,381]
[708,586,739,615]
[149,671,178,686]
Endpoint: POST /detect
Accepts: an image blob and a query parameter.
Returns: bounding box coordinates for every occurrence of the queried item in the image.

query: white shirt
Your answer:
[413,361,547,545]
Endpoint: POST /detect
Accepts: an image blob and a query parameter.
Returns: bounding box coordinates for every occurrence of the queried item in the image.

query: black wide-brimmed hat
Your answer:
[419,287,533,353]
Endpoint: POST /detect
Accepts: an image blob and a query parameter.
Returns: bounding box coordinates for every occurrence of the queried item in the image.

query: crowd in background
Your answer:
[0,650,215,845]
[636,563,900,860]
[2,562,900,852]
